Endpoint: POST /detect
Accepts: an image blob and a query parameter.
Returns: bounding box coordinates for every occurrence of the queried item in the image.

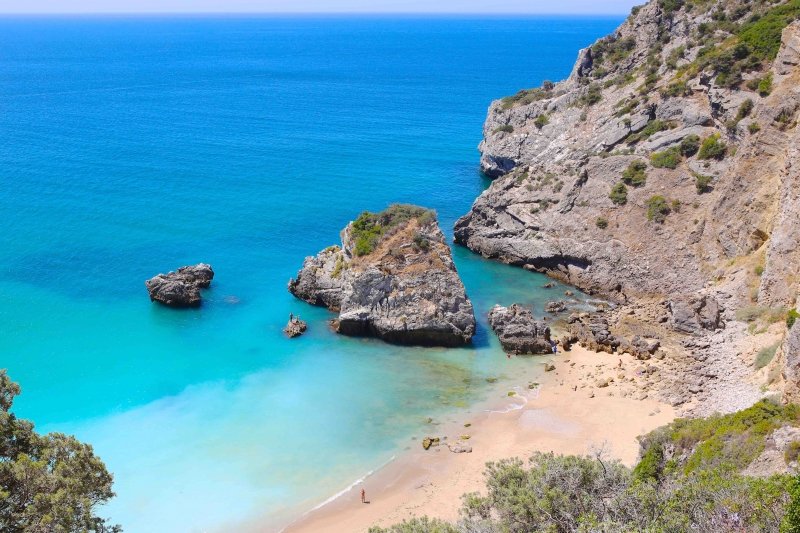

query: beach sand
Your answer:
[283,344,675,532]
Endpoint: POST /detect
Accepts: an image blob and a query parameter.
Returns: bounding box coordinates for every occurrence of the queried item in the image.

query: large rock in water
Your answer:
[288,204,476,347]
[488,304,551,354]
[145,263,214,307]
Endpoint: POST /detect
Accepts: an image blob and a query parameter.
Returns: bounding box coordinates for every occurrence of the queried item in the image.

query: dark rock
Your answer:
[145,263,214,307]
[545,300,568,313]
[422,437,440,450]
[488,304,552,355]
[667,295,721,334]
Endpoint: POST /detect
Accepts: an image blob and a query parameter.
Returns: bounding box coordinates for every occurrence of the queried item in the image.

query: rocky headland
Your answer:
[289,204,476,347]
[145,263,214,307]
[454,0,800,416]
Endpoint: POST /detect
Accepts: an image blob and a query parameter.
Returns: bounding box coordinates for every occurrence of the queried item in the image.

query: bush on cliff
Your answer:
[698,133,727,160]
[621,160,648,186]
[351,204,434,257]
[609,182,628,205]
[0,370,119,533]
[646,195,671,223]
[650,147,682,169]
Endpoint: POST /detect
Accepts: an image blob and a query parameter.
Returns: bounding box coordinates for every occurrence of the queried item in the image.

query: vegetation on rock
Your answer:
[609,182,628,205]
[650,147,682,169]
[350,204,434,256]
[621,160,648,186]
[698,133,727,160]
[646,195,671,223]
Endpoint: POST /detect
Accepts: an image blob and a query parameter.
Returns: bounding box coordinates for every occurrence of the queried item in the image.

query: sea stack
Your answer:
[488,304,552,355]
[145,263,214,307]
[288,204,476,347]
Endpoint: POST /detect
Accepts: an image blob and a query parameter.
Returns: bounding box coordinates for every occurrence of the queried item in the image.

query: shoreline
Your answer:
[280,344,675,532]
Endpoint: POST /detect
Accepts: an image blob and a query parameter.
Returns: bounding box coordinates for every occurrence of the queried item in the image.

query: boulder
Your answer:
[422,437,440,450]
[545,300,568,313]
[145,263,214,307]
[283,316,308,338]
[488,304,552,354]
[667,295,721,334]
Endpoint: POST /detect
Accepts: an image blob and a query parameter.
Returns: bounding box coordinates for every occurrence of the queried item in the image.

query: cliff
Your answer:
[289,204,476,347]
[455,0,800,414]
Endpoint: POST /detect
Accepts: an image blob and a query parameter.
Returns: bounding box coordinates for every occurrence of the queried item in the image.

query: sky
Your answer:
[0,0,641,14]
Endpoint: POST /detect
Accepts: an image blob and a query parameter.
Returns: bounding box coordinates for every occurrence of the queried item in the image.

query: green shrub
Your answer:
[646,195,671,223]
[650,147,682,169]
[595,216,609,229]
[680,134,701,156]
[579,83,603,107]
[749,121,762,133]
[500,87,552,109]
[737,99,755,120]
[755,342,780,370]
[368,517,458,533]
[351,204,434,256]
[694,172,713,193]
[493,124,513,134]
[534,114,549,129]
[622,160,648,186]
[759,72,774,97]
[788,309,800,329]
[787,442,800,464]
[698,134,727,160]
[784,475,800,533]
[738,0,800,61]
[627,119,672,144]
[609,182,628,205]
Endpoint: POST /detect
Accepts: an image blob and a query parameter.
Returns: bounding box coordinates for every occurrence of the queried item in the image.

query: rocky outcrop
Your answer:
[781,321,800,402]
[145,263,214,307]
[455,1,800,411]
[288,204,475,347]
[284,316,308,338]
[487,304,552,354]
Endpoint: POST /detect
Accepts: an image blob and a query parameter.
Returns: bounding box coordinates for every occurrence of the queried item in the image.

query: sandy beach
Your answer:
[283,344,675,532]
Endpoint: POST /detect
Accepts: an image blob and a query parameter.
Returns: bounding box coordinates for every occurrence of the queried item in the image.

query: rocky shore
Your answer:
[289,204,476,347]
[487,304,552,354]
[454,1,800,416]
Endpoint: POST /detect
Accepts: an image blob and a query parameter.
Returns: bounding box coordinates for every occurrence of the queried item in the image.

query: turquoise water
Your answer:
[0,15,622,532]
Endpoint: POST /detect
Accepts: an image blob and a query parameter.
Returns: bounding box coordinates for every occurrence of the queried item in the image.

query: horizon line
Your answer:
[0,10,631,16]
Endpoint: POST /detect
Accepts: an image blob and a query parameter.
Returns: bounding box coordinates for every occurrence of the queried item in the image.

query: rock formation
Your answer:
[453,0,800,414]
[488,304,552,354]
[284,316,308,338]
[288,204,476,347]
[145,263,214,307]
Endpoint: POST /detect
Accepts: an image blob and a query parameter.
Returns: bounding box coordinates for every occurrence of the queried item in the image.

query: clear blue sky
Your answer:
[0,0,641,14]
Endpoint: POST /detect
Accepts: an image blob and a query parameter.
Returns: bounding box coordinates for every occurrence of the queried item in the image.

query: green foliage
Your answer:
[680,134,701,156]
[368,517,458,533]
[0,370,119,533]
[698,133,727,160]
[737,98,755,120]
[627,119,672,144]
[609,182,628,205]
[660,0,684,16]
[646,195,671,223]
[533,114,549,129]
[493,124,513,134]
[783,475,800,533]
[591,36,636,67]
[621,160,648,186]
[787,442,800,464]
[755,342,781,370]
[694,172,713,193]
[759,72,774,96]
[788,309,800,329]
[650,147,682,169]
[350,204,434,257]
[595,216,608,229]
[578,83,603,107]
[633,443,663,482]
[500,87,552,109]
[738,0,800,61]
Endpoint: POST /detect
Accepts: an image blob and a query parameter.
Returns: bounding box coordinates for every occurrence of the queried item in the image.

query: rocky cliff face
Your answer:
[289,204,476,347]
[456,0,800,413]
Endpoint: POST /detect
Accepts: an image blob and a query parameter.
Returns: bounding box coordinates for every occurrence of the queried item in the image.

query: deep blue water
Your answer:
[0,15,622,532]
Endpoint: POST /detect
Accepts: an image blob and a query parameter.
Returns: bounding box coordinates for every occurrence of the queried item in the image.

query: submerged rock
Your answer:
[288,204,476,347]
[145,263,214,307]
[283,316,308,338]
[422,437,440,450]
[488,304,552,355]
[545,300,568,313]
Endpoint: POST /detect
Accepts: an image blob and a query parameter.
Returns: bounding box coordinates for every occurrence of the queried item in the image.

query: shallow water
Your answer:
[0,14,622,532]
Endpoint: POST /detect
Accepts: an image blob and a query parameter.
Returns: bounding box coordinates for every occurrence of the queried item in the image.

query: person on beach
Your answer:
[361,488,366,503]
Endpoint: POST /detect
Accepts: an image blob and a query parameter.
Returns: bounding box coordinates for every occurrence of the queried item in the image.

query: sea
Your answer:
[0,14,622,532]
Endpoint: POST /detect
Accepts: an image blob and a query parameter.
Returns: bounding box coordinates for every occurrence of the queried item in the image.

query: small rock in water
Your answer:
[545,300,568,313]
[283,316,308,338]
[544,363,556,372]
[422,437,440,450]
[145,263,214,307]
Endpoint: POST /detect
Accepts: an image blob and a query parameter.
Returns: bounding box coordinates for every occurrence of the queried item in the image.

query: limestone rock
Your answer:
[487,304,552,354]
[145,263,214,307]
[288,205,476,347]
[667,295,721,334]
